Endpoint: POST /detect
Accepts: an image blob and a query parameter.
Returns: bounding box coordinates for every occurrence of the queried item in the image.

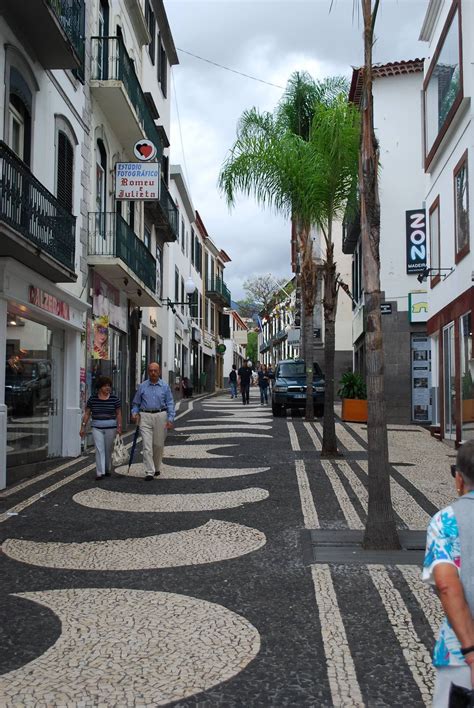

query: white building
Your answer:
[0,1,89,487]
[223,310,249,387]
[346,60,427,424]
[420,0,473,444]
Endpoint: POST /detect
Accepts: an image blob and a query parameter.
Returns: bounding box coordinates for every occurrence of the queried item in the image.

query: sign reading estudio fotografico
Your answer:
[115,162,160,200]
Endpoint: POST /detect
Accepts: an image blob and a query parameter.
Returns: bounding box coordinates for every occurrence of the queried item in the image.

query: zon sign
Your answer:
[406,209,427,274]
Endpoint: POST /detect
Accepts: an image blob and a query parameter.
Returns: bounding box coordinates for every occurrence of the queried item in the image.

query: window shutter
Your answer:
[57,131,74,212]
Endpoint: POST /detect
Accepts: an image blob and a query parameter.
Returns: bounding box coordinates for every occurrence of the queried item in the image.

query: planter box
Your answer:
[462,399,474,423]
[341,398,368,423]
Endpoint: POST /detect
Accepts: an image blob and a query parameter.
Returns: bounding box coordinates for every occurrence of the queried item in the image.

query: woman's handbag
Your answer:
[111,435,128,467]
[449,683,474,708]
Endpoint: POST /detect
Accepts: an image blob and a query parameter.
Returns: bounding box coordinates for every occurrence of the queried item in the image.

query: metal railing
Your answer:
[0,141,76,271]
[47,0,85,63]
[90,35,162,156]
[88,212,157,293]
[206,276,231,305]
[159,178,178,239]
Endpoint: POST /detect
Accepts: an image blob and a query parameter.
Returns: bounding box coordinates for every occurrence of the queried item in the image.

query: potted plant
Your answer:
[462,370,474,423]
[338,371,368,423]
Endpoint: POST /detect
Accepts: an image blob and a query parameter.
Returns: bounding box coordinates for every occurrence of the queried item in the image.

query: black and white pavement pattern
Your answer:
[0,392,456,706]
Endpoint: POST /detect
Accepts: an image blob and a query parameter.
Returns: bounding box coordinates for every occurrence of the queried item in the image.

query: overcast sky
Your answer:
[164,0,429,300]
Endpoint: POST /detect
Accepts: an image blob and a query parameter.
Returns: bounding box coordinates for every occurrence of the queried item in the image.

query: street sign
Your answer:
[380,303,392,315]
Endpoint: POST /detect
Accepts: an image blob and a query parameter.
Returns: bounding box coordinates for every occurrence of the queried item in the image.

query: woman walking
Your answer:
[80,376,122,480]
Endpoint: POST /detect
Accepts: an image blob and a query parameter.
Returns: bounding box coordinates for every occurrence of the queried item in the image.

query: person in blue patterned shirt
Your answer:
[422,439,474,707]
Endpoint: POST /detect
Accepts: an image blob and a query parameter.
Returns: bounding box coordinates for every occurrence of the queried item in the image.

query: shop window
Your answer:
[454,151,469,262]
[461,312,474,440]
[423,1,463,168]
[429,197,441,287]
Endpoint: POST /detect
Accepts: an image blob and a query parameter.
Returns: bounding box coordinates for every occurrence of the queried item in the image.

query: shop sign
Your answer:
[409,292,428,323]
[29,286,70,320]
[287,327,300,345]
[411,335,432,423]
[203,337,213,349]
[406,209,427,274]
[380,303,392,315]
[192,327,201,343]
[115,162,160,200]
[133,139,157,162]
[216,344,226,354]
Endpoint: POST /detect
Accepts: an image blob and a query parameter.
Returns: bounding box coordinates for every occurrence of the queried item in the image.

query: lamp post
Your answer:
[165,277,197,314]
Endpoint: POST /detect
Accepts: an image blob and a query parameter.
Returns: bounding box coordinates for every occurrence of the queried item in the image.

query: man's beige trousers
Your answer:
[139,411,168,475]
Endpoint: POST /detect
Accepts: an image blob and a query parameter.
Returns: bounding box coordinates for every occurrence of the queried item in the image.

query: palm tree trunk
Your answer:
[322,242,339,455]
[297,218,316,421]
[360,0,399,550]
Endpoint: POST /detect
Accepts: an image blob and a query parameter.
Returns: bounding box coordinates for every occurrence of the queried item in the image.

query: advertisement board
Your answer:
[406,209,427,274]
[115,162,160,200]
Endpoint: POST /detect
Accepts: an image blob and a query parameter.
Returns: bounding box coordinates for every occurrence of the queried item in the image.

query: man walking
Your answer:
[238,359,253,405]
[131,362,175,480]
[423,440,474,706]
[229,364,238,399]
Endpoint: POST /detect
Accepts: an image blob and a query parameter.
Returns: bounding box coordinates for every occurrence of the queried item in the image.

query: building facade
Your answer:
[420,0,473,444]
[346,60,428,424]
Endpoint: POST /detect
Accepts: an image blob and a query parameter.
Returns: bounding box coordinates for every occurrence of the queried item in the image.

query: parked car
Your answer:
[5,358,51,415]
[271,359,325,417]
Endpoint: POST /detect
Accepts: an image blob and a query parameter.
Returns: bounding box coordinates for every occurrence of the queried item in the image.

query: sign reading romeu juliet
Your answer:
[29,286,70,320]
[115,162,160,200]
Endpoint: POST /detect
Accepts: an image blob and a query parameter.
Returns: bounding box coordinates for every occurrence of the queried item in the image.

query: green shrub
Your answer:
[337,371,367,400]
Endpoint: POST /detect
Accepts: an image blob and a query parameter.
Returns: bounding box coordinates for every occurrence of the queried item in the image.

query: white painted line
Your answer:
[320,460,363,530]
[397,565,443,637]
[304,422,320,451]
[311,565,365,708]
[367,565,435,704]
[287,421,300,451]
[295,460,319,529]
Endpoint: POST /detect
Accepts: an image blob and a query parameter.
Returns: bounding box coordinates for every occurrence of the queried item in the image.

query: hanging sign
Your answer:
[133,139,157,161]
[406,209,427,274]
[409,292,428,323]
[115,162,160,200]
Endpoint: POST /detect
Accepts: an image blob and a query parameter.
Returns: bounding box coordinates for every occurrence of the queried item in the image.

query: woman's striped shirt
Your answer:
[86,395,121,428]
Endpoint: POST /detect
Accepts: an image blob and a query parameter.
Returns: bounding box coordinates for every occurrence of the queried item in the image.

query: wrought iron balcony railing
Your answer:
[0,141,76,272]
[159,178,178,239]
[206,276,231,306]
[47,0,85,65]
[88,212,157,293]
[91,35,162,156]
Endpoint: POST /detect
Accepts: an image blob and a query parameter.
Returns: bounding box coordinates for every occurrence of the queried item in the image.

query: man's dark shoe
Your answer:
[104,471,111,477]
[154,470,160,477]
[144,474,154,481]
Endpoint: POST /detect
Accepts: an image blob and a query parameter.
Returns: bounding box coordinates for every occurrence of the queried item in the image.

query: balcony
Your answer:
[3,0,84,70]
[272,329,288,345]
[88,212,159,306]
[90,36,163,158]
[0,141,76,282]
[260,340,270,354]
[144,179,178,243]
[206,276,231,307]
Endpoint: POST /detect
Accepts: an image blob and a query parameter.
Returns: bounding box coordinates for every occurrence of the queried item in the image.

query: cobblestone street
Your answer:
[0,392,457,707]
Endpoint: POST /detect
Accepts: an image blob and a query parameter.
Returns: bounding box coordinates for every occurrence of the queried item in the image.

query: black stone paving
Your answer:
[0,393,441,707]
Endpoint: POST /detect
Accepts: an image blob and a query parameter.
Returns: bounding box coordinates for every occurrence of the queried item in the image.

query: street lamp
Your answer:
[165,277,197,314]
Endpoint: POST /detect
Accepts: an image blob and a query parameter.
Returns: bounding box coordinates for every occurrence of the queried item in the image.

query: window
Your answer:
[156,244,163,298]
[423,1,462,167]
[56,131,74,212]
[460,312,473,441]
[174,267,179,303]
[8,102,24,160]
[158,41,167,97]
[145,3,156,64]
[454,151,469,262]
[181,217,185,252]
[144,224,151,250]
[429,197,441,287]
[180,277,185,313]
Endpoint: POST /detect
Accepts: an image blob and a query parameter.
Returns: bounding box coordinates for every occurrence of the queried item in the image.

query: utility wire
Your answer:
[177,47,284,90]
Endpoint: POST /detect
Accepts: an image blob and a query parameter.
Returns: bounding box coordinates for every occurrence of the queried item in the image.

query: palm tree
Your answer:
[219,73,358,435]
[359,0,400,549]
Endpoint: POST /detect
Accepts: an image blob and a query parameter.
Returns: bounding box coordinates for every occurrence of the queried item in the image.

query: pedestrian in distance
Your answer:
[181,376,193,399]
[131,362,175,481]
[267,363,275,391]
[80,376,122,481]
[229,364,238,399]
[422,439,474,707]
[257,364,270,405]
[238,359,253,405]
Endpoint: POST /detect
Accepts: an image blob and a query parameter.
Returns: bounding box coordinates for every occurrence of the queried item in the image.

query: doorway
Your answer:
[443,322,456,439]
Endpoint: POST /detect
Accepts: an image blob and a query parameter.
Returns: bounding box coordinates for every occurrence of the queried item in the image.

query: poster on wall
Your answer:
[91,315,110,360]
[411,335,432,422]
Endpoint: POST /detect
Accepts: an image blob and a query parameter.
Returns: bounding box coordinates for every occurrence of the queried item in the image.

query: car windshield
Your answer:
[278,362,322,378]
[5,361,37,382]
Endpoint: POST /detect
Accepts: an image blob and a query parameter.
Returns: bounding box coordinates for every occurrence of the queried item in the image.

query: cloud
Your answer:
[166,0,428,299]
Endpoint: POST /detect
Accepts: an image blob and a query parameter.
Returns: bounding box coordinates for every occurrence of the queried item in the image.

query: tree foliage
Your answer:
[242,274,289,316]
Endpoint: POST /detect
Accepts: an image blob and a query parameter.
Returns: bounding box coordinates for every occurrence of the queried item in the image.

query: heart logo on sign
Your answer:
[137,143,153,159]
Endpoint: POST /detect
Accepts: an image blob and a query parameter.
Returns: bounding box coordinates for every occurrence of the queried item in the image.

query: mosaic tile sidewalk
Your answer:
[0,392,456,707]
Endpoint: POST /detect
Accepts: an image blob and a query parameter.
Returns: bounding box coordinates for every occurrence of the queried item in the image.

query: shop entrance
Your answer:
[5,313,63,471]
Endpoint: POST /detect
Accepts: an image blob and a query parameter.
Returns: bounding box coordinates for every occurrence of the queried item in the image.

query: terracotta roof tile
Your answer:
[349,59,424,105]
